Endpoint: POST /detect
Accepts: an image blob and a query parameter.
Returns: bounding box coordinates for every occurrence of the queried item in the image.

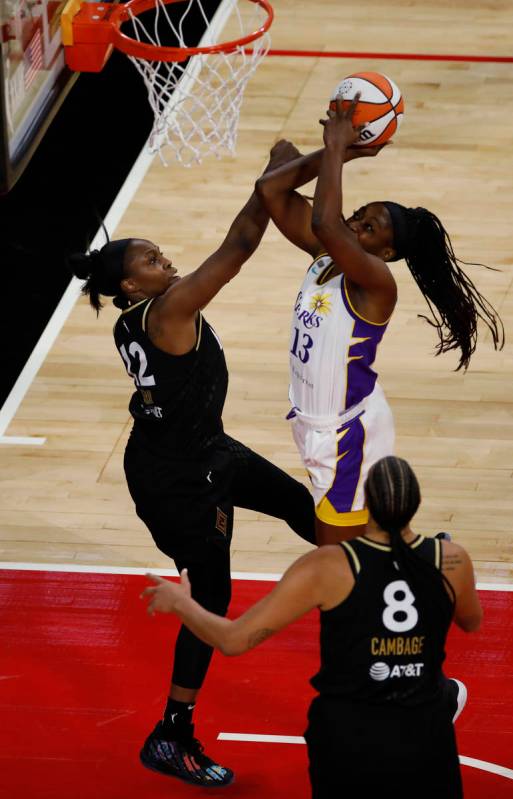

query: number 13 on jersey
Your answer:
[290,326,314,364]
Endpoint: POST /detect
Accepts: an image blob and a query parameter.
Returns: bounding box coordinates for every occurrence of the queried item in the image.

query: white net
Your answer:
[126,0,271,166]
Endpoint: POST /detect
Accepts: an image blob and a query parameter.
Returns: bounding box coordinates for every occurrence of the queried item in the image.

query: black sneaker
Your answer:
[435,532,452,542]
[140,720,234,787]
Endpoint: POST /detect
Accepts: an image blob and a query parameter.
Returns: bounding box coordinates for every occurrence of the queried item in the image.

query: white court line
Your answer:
[0,435,46,446]
[0,562,281,581]
[475,582,513,592]
[219,733,304,744]
[217,734,513,780]
[459,756,513,780]
[0,0,237,447]
[0,562,511,591]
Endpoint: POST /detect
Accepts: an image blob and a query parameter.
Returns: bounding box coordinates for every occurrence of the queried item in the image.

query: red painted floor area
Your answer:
[1,570,512,798]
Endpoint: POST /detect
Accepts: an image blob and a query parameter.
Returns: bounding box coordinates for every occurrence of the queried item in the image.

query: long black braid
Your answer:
[364,456,455,608]
[384,203,504,371]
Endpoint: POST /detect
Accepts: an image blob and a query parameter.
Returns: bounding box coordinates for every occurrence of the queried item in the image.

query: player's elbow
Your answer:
[236,231,259,258]
[221,232,256,270]
[255,176,266,197]
[218,635,247,657]
[311,213,339,240]
[456,608,483,633]
[255,177,274,209]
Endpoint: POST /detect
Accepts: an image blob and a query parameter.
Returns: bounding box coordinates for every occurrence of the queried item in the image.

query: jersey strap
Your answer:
[340,541,361,578]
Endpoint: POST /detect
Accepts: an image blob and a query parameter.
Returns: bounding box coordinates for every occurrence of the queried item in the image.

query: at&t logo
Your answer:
[369,661,424,681]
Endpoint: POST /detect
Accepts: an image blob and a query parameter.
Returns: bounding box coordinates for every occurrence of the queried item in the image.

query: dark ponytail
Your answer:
[364,456,453,604]
[67,239,134,314]
[68,251,106,313]
[365,455,421,577]
[384,203,504,371]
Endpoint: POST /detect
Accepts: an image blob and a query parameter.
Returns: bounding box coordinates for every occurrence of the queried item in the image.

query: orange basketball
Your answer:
[329,72,404,147]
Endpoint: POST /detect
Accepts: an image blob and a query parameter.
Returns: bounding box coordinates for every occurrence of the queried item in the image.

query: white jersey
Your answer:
[289,254,389,418]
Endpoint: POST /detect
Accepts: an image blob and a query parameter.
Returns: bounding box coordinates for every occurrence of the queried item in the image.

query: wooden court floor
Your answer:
[1,0,512,582]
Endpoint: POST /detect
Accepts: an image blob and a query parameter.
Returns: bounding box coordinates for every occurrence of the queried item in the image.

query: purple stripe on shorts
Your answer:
[326,414,365,513]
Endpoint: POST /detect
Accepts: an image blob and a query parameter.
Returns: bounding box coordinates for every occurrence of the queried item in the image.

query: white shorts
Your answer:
[290,383,395,526]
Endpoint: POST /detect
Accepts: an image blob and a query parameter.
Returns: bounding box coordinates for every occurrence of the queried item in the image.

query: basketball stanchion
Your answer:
[61,0,273,166]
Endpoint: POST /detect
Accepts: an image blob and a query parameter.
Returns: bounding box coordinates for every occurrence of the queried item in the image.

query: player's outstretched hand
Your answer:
[141,569,191,615]
[320,94,362,150]
[265,138,303,171]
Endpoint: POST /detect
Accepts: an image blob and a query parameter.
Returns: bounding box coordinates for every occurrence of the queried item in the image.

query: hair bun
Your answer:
[68,252,93,280]
[68,250,105,280]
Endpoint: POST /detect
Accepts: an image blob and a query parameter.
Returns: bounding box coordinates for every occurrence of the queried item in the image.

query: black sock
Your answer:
[163,698,196,730]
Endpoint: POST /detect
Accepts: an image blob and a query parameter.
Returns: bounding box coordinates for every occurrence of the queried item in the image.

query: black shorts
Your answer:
[305,690,463,799]
[124,431,315,566]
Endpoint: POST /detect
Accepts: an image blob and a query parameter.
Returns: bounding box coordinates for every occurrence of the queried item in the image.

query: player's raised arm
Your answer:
[152,190,270,324]
[255,141,325,257]
[255,136,389,260]
[311,96,397,317]
[148,139,337,350]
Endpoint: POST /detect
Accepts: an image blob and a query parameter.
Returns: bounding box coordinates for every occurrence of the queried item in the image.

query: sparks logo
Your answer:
[309,292,332,316]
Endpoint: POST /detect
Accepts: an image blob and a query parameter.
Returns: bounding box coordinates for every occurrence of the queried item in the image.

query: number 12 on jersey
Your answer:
[119,342,156,387]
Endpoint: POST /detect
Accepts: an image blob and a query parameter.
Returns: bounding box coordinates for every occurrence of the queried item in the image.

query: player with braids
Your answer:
[253,97,504,546]
[142,454,482,798]
[383,201,503,369]
[365,452,425,569]
[68,149,318,788]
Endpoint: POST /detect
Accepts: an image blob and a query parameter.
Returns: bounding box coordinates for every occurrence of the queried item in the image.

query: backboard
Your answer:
[0,0,78,192]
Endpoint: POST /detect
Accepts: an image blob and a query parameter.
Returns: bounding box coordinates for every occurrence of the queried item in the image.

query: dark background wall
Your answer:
[0,0,221,407]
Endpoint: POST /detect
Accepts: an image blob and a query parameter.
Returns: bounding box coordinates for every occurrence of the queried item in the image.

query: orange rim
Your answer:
[110,0,273,62]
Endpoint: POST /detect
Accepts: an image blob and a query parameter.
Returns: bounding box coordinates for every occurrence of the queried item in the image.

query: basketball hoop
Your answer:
[61,0,273,166]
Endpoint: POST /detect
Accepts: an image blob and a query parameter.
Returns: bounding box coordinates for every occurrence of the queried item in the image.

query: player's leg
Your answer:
[137,504,235,786]
[315,517,367,544]
[139,532,235,787]
[124,442,235,786]
[311,386,395,544]
[225,435,316,544]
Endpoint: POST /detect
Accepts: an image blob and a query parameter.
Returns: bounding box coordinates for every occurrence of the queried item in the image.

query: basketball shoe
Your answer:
[140,719,234,787]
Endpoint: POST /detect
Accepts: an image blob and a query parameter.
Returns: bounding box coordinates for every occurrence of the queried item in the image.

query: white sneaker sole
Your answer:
[450,678,468,722]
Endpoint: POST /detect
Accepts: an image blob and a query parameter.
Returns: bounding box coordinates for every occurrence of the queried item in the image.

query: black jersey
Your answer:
[311,535,454,706]
[113,299,228,456]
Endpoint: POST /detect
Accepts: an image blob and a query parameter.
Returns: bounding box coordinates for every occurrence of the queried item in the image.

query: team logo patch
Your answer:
[216,507,228,536]
[309,292,332,315]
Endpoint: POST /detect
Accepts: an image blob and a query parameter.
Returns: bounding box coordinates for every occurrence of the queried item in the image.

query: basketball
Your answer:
[329,72,404,147]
